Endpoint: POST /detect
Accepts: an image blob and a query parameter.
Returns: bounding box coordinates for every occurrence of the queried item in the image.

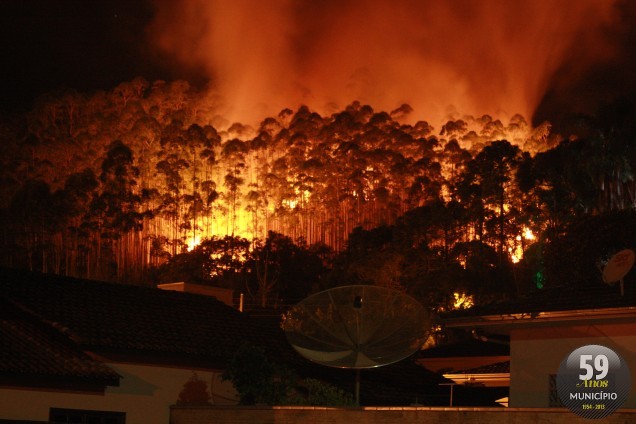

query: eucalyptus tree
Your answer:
[59,168,99,277]
[89,140,144,280]
[517,141,582,238]
[456,140,522,264]
[182,123,220,243]
[588,98,636,212]
[247,231,327,308]
[155,120,191,251]
[8,179,61,272]
[221,138,248,236]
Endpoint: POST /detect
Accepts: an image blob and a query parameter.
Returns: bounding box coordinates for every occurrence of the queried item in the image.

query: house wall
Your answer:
[0,363,238,424]
[170,405,636,424]
[510,322,636,408]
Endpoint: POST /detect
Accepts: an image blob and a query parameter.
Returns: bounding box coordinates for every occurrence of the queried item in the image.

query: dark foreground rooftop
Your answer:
[445,276,636,321]
[0,268,449,406]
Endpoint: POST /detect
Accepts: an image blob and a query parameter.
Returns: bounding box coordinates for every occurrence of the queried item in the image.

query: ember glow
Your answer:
[1,0,634,296]
[510,227,536,264]
[148,0,619,126]
[452,292,474,310]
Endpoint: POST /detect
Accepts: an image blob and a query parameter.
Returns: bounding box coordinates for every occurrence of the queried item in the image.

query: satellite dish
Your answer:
[282,285,428,404]
[283,285,427,368]
[602,249,635,296]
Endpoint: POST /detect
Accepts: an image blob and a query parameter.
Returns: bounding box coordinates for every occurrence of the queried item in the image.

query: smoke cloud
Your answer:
[148,0,621,126]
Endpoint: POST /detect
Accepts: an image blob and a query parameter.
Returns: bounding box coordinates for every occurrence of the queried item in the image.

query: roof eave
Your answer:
[442,306,636,329]
[442,372,510,385]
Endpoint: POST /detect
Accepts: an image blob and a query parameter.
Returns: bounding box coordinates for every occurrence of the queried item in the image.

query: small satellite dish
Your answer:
[282,285,428,404]
[602,249,635,296]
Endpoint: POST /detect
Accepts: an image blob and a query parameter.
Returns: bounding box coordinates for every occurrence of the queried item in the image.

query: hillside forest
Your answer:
[1,78,635,311]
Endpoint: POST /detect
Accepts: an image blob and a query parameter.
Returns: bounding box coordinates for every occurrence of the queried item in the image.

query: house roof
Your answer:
[442,360,510,393]
[0,298,120,388]
[451,360,510,375]
[442,278,636,330]
[0,268,274,368]
[418,338,509,359]
[0,268,450,405]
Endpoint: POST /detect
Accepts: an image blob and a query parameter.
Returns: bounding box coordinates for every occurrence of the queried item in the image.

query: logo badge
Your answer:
[557,344,631,419]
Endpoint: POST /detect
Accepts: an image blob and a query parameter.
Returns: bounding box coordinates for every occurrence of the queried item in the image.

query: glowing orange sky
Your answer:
[149,0,619,126]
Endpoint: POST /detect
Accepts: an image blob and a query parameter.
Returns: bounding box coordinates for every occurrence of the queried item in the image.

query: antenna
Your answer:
[283,285,428,404]
[602,249,635,296]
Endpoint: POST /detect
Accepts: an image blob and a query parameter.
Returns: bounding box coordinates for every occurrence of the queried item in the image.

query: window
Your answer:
[49,408,125,424]
[548,374,563,407]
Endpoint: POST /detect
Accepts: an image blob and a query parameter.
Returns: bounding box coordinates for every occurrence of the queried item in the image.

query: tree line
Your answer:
[0,78,634,309]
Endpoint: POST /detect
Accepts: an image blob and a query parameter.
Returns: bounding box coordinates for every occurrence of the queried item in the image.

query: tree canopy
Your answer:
[1,79,635,311]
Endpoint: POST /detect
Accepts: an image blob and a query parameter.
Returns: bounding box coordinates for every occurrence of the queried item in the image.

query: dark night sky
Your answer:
[0,0,178,111]
[533,0,636,124]
[1,0,636,126]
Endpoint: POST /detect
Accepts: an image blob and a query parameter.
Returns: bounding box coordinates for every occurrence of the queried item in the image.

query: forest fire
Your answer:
[509,227,536,264]
[0,0,634,312]
[0,87,533,275]
[2,83,632,292]
[148,0,619,127]
[186,234,201,252]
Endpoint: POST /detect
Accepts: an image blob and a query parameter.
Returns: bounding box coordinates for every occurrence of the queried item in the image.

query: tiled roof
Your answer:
[445,277,636,319]
[0,268,275,368]
[418,338,509,358]
[0,269,449,405]
[0,298,119,386]
[451,360,510,375]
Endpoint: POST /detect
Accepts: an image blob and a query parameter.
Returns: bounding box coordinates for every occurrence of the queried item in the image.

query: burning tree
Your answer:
[1,79,635,309]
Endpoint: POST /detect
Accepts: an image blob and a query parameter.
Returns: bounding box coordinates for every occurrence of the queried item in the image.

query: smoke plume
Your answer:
[148,0,622,126]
